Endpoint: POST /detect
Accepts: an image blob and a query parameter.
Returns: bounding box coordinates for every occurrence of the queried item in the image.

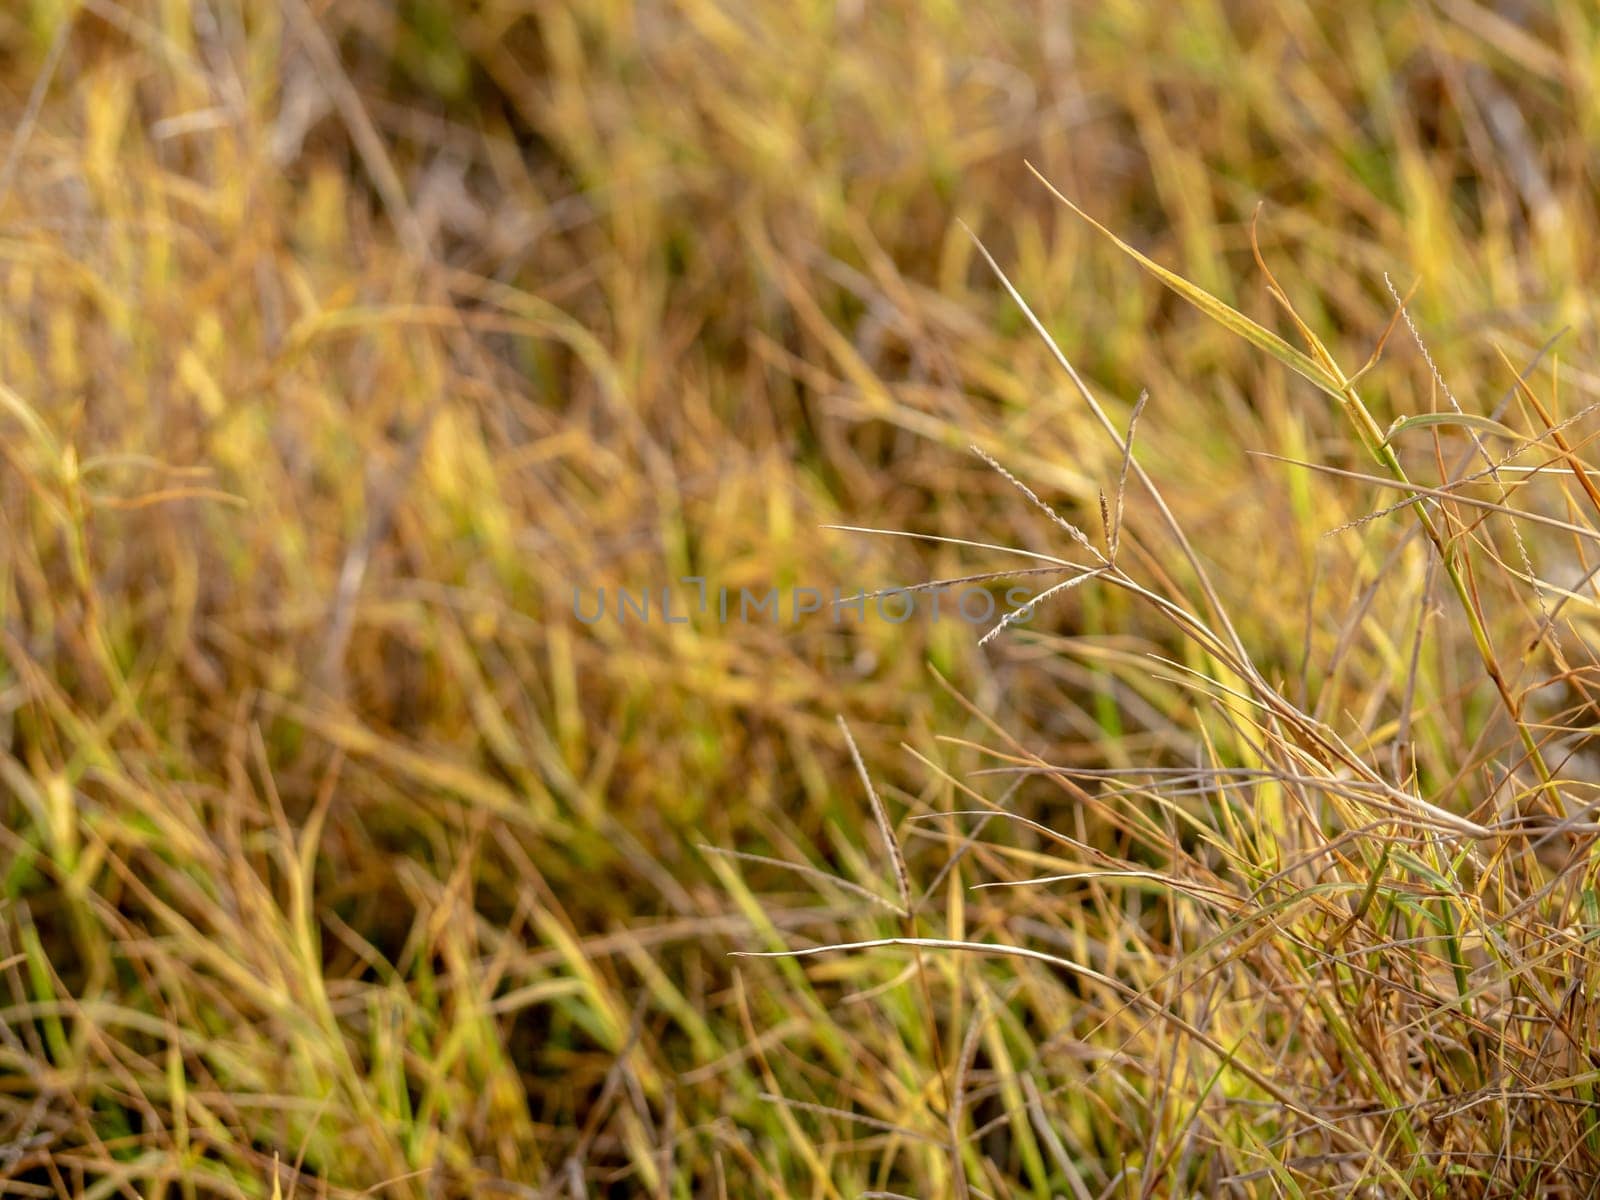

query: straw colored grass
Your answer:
[5,1,1600,1196]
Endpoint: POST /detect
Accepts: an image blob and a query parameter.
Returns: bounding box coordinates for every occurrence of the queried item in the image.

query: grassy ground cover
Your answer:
[6,1,1600,1194]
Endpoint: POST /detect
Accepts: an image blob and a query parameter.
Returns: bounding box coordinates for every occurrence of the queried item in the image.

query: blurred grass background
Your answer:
[3,0,1600,1195]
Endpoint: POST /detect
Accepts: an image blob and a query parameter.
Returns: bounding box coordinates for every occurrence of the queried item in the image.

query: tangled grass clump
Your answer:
[738,204,1600,1194]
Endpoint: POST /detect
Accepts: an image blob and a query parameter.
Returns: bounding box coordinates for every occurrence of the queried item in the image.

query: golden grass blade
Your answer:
[1026,163,1347,402]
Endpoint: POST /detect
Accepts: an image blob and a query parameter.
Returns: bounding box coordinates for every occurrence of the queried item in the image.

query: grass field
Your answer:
[7,1,1600,1195]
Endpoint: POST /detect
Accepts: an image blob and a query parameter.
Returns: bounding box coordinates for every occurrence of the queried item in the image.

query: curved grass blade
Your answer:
[1026,163,1346,403]
[1379,411,1520,449]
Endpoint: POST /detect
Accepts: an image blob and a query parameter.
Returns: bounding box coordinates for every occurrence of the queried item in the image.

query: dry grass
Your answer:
[5,1,1600,1195]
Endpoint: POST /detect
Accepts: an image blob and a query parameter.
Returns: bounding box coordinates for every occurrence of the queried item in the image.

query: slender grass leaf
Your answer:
[1379,411,1520,449]
[1027,163,1348,403]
